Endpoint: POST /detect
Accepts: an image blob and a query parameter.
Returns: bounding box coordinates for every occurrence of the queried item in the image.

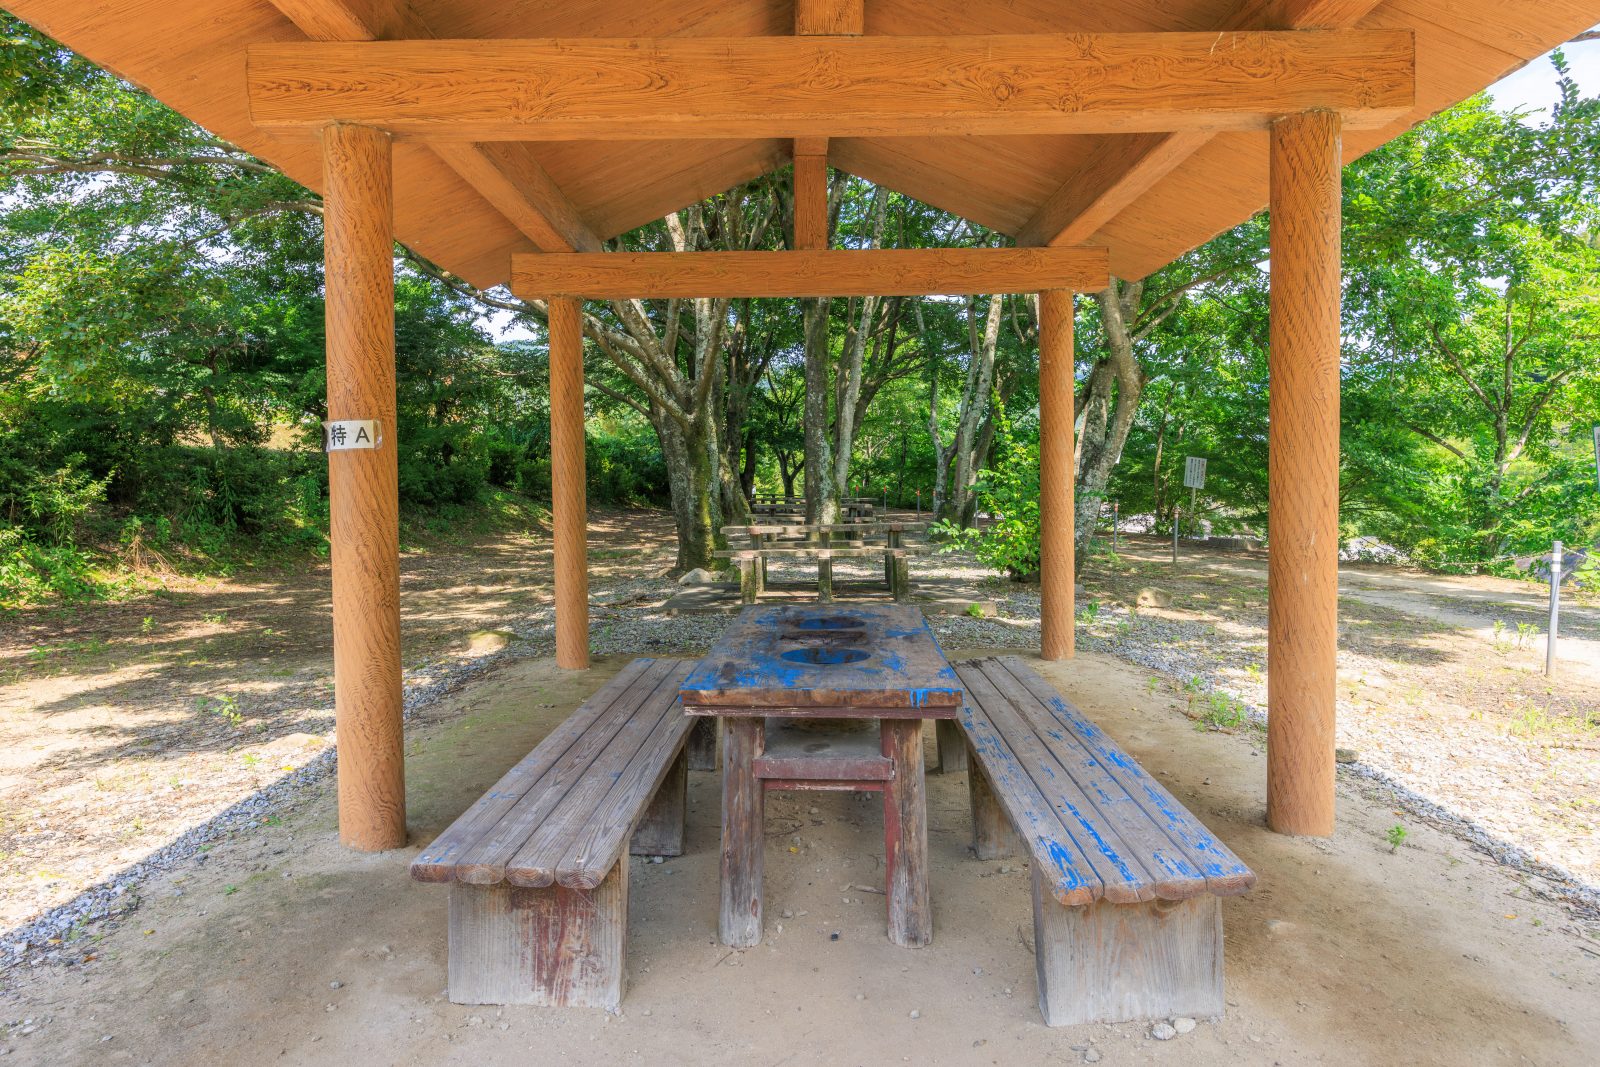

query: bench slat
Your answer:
[956,658,1255,906]
[412,657,664,883]
[441,659,691,883]
[991,657,1256,896]
[960,664,1168,903]
[967,660,1208,900]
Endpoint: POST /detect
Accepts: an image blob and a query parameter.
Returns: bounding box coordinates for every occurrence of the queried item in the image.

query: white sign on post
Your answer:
[1183,456,1207,490]
[323,419,382,452]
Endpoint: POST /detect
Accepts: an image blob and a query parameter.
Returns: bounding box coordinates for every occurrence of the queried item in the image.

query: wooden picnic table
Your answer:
[718,521,929,602]
[679,604,962,949]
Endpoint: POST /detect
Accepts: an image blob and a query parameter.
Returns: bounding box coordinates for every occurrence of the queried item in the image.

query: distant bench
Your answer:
[410,658,697,1010]
[954,656,1257,1026]
[717,521,930,603]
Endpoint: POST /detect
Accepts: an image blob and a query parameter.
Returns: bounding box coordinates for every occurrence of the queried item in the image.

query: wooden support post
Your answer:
[891,554,910,603]
[630,747,687,857]
[1266,110,1341,837]
[739,557,759,605]
[967,750,1017,858]
[720,717,765,947]
[447,856,628,1008]
[548,296,590,670]
[1039,289,1076,661]
[323,123,405,852]
[935,719,967,775]
[687,717,718,772]
[1030,881,1223,1026]
[882,718,931,947]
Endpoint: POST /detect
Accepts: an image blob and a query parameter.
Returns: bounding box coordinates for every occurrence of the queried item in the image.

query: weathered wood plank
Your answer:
[411,657,664,882]
[447,856,628,1008]
[1031,878,1224,1026]
[882,718,932,947]
[247,33,1417,140]
[720,717,765,948]
[935,718,968,774]
[686,716,718,771]
[629,747,687,858]
[990,657,1256,895]
[967,748,1018,860]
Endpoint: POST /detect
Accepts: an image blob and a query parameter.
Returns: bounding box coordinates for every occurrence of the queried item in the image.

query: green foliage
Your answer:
[932,407,1041,579]
[1386,824,1409,853]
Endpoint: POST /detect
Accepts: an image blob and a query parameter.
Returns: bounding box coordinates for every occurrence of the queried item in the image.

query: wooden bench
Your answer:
[410,657,696,1010]
[953,656,1256,1027]
[714,545,930,603]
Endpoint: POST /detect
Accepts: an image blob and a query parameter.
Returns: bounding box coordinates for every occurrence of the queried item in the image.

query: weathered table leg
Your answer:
[739,557,758,605]
[720,716,765,948]
[752,534,766,597]
[882,718,931,947]
[447,856,628,1008]
[630,747,687,857]
[1031,877,1223,1026]
[935,718,968,774]
[892,554,910,603]
[967,749,1018,859]
[817,556,833,603]
[687,716,717,771]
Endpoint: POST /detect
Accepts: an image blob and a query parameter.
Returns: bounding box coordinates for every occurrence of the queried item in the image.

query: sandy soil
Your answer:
[3,650,1597,1066]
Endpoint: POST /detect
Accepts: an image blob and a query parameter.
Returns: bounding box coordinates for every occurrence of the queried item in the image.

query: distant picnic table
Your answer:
[715,520,930,602]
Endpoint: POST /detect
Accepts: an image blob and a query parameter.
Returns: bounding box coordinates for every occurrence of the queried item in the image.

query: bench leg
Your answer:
[882,718,931,947]
[719,717,764,948]
[630,747,687,857]
[817,557,833,603]
[935,719,968,774]
[686,716,717,771]
[1031,877,1224,1026]
[892,555,910,602]
[968,752,1017,860]
[447,857,628,1009]
[739,558,758,605]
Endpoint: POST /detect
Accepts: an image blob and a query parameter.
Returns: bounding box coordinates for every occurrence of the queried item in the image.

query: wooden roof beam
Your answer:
[1016,0,1386,249]
[509,248,1110,300]
[247,32,1416,141]
[264,0,601,253]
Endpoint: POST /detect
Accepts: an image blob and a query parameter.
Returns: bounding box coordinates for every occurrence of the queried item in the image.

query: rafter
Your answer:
[509,248,1110,300]
[1016,0,1388,249]
[247,32,1416,141]
[263,0,600,253]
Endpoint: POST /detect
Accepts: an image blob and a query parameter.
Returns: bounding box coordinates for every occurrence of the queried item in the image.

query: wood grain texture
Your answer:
[955,657,1257,904]
[687,716,718,771]
[511,248,1108,299]
[935,718,968,774]
[796,0,864,36]
[679,604,963,711]
[967,750,1018,860]
[245,33,1417,139]
[265,0,600,253]
[1031,881,1224,1026]
[629,747,687,857]
[792,152,830,251]
[882,717,932,947]
[1266,110,1341,837]
[1019,0,1385,248]
[447,856,627,1008]
[323,123,405,852]
[548,297,590,670]
[720,716,765,947]
[1038,289,1076,661]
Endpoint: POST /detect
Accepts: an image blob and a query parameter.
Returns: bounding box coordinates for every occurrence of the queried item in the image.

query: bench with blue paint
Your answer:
[409,657,696,1010]
[953,656,1257,1027]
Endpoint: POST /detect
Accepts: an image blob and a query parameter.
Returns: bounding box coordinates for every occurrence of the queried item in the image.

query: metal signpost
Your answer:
[1547,540,1562,677]
[1176,457,1206,562]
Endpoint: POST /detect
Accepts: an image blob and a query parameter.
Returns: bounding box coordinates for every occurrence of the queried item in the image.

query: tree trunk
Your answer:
[802,295,838,524]
[1075,280,1147,572]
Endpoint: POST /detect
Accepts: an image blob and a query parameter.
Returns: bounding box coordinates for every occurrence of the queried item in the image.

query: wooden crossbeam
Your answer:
[1016,0,1387,248]
[264,0,600,252]
[509,248,1109,300]
[247,32,1415,141]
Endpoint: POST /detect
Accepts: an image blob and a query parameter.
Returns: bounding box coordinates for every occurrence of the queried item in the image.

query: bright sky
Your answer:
[485,32,1600,344]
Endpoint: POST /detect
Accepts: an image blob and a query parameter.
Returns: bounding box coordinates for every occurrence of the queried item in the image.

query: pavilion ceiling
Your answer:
[6,0,1598,287]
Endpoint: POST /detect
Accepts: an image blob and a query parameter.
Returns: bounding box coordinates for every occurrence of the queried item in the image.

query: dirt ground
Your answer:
[4,650,1598,1066]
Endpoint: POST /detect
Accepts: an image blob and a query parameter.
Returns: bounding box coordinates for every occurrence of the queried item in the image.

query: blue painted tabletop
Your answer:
[679,604,963,716]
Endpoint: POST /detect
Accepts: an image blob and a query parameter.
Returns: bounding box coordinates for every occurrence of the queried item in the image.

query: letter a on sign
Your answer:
[324,419,382,452]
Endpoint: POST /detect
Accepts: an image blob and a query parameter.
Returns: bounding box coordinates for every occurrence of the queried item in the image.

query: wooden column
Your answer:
[548,296,590,670]
[1038,289,1076,661]
[323,123,405,851]
[1267,110,1341,836]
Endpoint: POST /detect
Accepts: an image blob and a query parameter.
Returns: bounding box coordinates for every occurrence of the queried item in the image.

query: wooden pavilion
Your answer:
[9,0,1596,856]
